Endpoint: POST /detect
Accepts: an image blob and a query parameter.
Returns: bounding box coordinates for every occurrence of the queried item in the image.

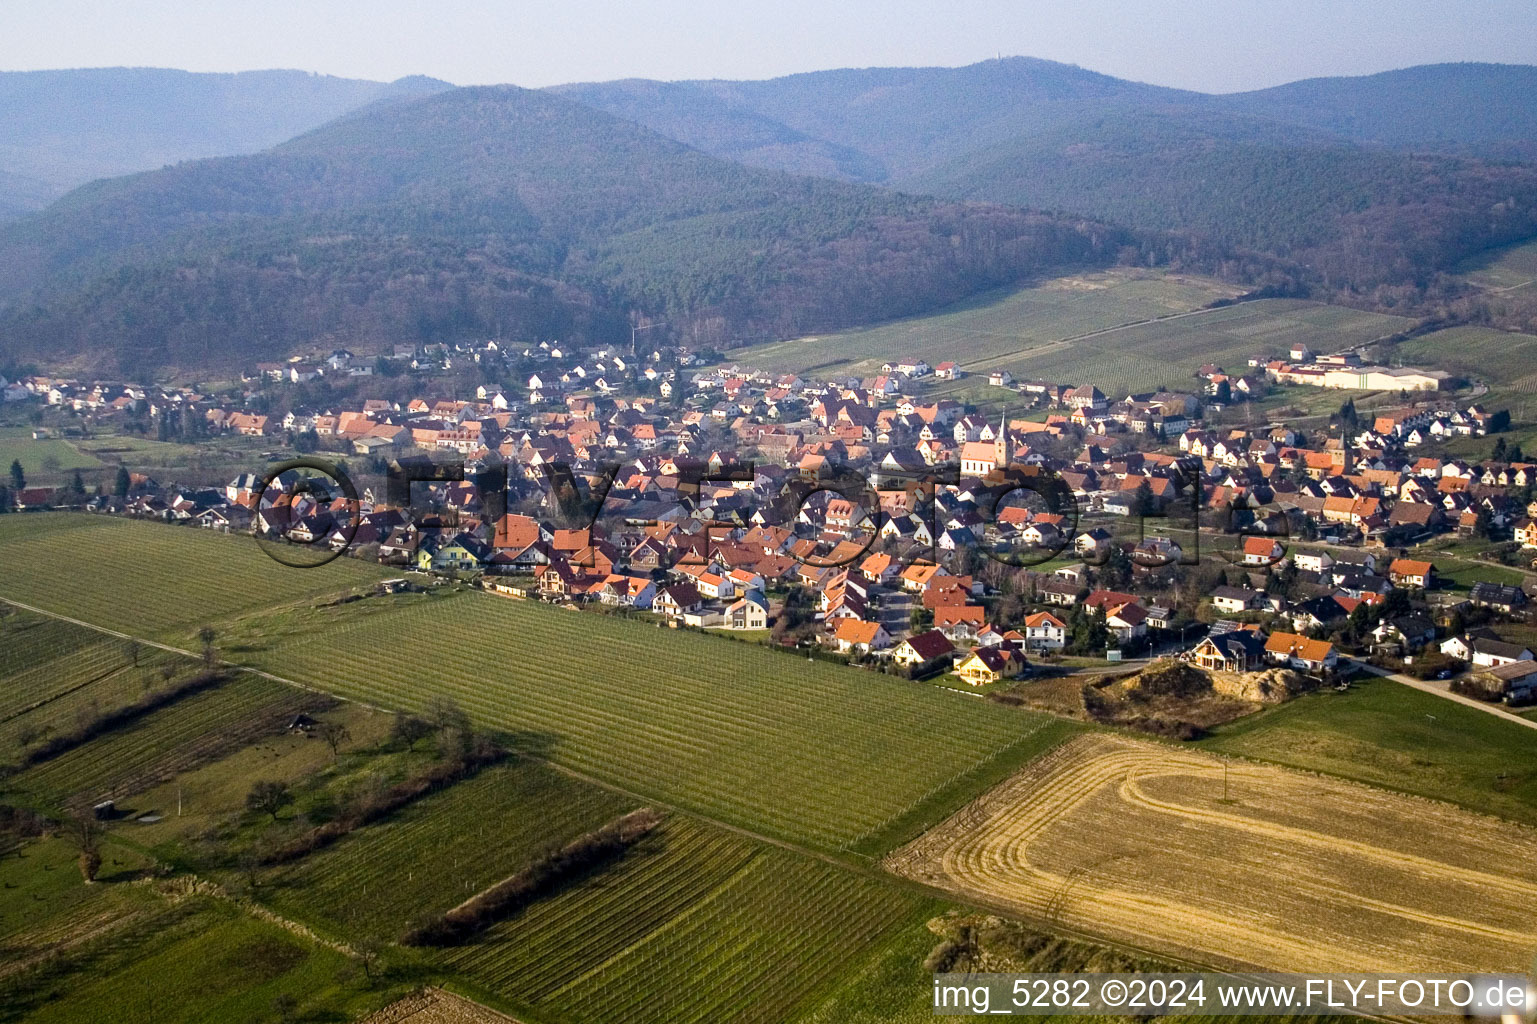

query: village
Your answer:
[3,334,1535,712]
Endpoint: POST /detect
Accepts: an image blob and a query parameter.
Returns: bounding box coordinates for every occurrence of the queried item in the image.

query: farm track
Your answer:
[888,734,1537,973]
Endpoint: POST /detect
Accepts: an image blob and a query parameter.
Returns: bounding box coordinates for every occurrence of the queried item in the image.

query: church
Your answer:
[958,413,1013,477]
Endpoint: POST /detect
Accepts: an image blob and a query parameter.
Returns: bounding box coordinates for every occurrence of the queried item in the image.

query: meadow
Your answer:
[1197,675,1537,826]
[971,298,1413,399]
[0,896,380,1024]
[0,430,102,483]
[11,674,318,809]
[0,515,1079,852]
[1459,237,1537,293]
[259,760,635,944]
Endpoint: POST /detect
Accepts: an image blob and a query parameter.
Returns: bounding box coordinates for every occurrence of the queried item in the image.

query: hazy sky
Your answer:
[4,0,1536,93]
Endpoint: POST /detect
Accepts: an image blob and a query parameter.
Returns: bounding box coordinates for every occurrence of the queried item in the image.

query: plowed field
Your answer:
[887,734,1537,972]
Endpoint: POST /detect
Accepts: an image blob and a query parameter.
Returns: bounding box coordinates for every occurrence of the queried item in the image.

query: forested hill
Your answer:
[906,106,1537,289]
[556,59,1537,290]
[0,68,452,220]
[0,84,1133,372]
[554,58,1191,182]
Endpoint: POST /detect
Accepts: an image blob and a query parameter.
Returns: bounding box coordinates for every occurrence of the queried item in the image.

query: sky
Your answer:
[3,0,1536,93]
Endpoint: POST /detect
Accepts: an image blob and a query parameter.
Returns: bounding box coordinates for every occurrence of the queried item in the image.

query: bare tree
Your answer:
[197,625,218,667]
[317,721,351,758]
[246,780,293,822]
[67,815,102,883]
[426,696,470,736]
[390,714,433,752]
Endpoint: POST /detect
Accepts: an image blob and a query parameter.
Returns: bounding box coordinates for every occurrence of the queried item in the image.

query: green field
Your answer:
[0,515,1078,853]
[236,589,1076,852]
[1197,676,1537,826]
[0,514,385,637]
[980,298,1413,399]
[727,269,1240,376]
[0,431,103,483]
[0,896,377,1024]
[1396,325,1537,418]
[12,674,316,808]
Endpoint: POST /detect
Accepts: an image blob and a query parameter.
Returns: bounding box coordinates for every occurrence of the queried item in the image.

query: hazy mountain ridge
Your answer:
[554,58,1537,287]
[0,67,453,220]
[1217,63,1537,161]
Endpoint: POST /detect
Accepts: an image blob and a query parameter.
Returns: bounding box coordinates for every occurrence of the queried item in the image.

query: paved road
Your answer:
[1349,658,1537,733]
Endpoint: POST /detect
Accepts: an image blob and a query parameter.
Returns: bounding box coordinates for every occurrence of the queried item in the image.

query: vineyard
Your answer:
[967,298,1412,399]
[259,760,634,944]
[239,590,1073,851]
[730,269,1238,375]
[887,733,1537,973]
[0,514,385,638]
[0,609,197,757]
[13,675,322,808]
[444,816,929,1024]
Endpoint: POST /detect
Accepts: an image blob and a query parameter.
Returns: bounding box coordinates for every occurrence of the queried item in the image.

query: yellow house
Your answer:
[954,647,1021,686]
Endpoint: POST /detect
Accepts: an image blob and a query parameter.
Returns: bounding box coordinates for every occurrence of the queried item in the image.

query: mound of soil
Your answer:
[1212,667,1316,704]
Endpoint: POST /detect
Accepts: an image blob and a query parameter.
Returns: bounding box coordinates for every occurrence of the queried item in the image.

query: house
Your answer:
[899,561,950,592]
[654,583,704,618]
[1189,629,1267,672]
[1516,518,1537,549]
[1291,550,1335,574]
[1471,660,1537,703]
[891,629,956,667]
[1022,611,1067,650]
[954,646,1024,685]
[723,591,769,630]
[1387,558,1435,589]
[1439,633,1534,668]
[1263,632,1338,673]
[1241,536,1286,567]
[831,618,891,653]
[1468,582,1529,613]
[1037,579,1085,606]
[415,533,492,573]
[1370,613,1436,652]
[1210,586,1262,615]
[935,605,988,641]
[1074,528,1113,559]
[614,575,659,609]
[1104,603,1148,642]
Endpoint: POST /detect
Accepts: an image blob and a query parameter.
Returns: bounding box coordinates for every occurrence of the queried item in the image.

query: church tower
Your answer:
[994,412,1013,468]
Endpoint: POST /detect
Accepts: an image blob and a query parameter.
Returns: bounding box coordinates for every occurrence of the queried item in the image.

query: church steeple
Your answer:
[994,411,1012,468]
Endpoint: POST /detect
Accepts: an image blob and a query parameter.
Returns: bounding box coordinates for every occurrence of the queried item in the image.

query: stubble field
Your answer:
[886,734,1537,973]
